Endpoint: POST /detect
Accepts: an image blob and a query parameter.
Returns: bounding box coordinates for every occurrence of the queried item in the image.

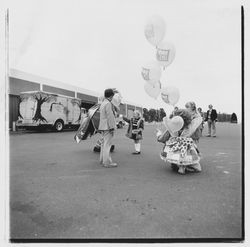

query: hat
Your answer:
[104,88,115,98]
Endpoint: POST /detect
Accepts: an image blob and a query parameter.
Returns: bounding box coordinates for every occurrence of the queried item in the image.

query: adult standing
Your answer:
[205,104,218,137]
[98,88,117,168]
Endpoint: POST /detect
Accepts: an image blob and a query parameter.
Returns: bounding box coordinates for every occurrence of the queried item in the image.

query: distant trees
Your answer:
[231,113,238,123]
[142,108,150,122]
[217,113,231,122]
[159,108,166,121]
[143,108,166,122]
[143,108,238,123]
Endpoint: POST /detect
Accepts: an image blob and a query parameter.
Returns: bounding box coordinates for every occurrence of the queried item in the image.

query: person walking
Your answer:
[98,88,117,168]
[123,110,144,154]
[205,104,217,137]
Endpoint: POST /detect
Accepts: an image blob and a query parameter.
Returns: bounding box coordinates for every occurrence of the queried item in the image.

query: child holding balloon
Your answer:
[157,108,202,174]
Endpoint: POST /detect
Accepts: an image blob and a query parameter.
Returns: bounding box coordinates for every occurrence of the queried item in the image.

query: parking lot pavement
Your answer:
[9,123,243,240]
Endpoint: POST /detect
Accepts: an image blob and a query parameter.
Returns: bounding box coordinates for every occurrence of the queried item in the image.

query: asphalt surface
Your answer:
[9,122,243,241]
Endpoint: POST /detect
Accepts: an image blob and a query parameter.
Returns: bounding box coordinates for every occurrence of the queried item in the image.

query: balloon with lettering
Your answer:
[141,61,162,82]
[144,81,161,99]
[156,41,176,68]
[144,16,166,47]
[163,116,184,134]
[161,86,180,105]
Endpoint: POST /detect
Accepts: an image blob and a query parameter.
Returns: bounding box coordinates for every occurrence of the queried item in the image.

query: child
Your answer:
[157,107,202,174]
[184,102,203,143]
[123,110,144,154]
[197,107,205,135]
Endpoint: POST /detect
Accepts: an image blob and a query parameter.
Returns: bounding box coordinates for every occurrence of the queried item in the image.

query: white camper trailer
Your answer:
[16,91,82,131]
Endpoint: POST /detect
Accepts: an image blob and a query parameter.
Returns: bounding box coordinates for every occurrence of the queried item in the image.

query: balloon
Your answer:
[144,81,161,99]
[163,116,184,134]
[111,92,122,108]
[141,61,162,82]
[161,86,180,105]
[144,15,166,46]
[156,41,176,68]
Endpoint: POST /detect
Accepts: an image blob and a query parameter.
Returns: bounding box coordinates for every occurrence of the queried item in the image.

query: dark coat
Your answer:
[123,116,144,140]
[205,109,217,121]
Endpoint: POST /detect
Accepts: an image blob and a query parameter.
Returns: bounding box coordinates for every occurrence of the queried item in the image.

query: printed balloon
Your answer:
[144,15,166,47]
[161,86,180,106]
[141,61,162,82]
[144,81,161,99]
[156,41,176,68]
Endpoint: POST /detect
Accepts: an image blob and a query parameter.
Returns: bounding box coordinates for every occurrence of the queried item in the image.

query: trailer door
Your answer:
[19,95,37,123]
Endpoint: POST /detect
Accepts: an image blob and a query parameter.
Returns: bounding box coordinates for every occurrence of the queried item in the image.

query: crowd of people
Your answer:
[76,88,218,174]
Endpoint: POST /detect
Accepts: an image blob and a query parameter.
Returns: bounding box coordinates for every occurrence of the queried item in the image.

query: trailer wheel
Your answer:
[54,120,64,132]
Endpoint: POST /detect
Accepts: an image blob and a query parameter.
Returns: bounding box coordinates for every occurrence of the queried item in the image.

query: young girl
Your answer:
[184,101,203,144]
[157,106,202,174]
[123,110,144,154]
[197,107,205,135]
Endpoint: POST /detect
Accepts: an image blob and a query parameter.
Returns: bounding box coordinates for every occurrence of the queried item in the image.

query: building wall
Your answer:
[135,107,143,115]
[77,92,98,104]
[118,104,126,116]
[43,84,75,97]
[127,104,135,118]
[9,77,40,95]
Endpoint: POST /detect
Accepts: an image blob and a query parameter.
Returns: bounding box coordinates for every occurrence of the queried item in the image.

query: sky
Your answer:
[6,0,243,118]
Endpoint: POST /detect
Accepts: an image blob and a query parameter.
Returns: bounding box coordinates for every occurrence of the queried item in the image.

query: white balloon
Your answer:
[161,86,180,106]
[141,61,162,82]
[163,116,184,133]
[156,41,176,68]
[111,92,122,108]
[144,15,166,46]
[144,81,161,100]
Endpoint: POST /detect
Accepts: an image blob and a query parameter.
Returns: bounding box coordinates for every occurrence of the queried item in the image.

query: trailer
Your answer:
[16,91,82,131]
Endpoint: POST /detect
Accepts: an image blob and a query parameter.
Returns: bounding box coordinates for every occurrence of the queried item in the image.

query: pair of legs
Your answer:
[207,120,216,137]
[99,130,117,167]
[133,139,141,154]
[93,136,114,153]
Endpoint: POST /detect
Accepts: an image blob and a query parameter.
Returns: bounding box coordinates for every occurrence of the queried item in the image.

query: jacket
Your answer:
[205,109,217,121]
[98,98,116,131]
